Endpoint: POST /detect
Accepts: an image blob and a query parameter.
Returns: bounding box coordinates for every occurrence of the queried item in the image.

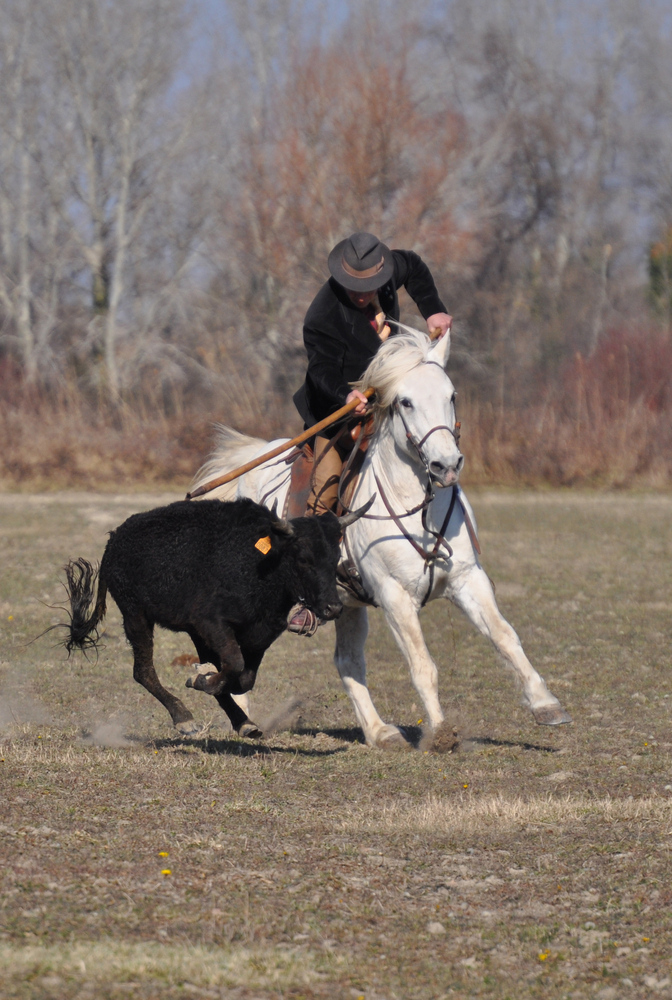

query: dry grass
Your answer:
[2,489,672,999]
[2,372,672,491]
[0,398,217,491]
[461,397,672,488]
[345,794,672,837]
[0,941,339,992]
[0,377,298,492]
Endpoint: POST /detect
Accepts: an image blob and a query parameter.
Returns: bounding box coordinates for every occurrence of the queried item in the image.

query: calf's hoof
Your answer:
[532,704,573,726]
[237,721,263,739]
[175,719,202,737]
[186,663,218,693]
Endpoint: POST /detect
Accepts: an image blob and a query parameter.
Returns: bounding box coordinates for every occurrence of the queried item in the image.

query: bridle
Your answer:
[393,395,461,486]
[366,381,463,597]
[336,367,478,606]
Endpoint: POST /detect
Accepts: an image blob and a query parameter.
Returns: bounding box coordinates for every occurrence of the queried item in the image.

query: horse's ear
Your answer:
[428,330,451,368]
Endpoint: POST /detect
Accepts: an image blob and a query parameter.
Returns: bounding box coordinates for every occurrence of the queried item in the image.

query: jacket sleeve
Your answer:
[303,321,351,409]
[392,249,447,318]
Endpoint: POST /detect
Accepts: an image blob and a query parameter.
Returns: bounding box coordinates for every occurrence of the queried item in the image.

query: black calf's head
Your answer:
[285,512,343,621]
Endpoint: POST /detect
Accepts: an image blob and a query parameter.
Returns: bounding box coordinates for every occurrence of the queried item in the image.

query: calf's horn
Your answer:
[337,494,376,529]
[270,499,294,535]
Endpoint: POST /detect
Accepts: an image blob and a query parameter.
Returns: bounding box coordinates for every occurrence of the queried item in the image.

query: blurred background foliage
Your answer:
[1,0,671,488]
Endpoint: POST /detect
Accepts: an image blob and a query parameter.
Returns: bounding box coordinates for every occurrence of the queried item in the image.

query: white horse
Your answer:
[191,328,571,748]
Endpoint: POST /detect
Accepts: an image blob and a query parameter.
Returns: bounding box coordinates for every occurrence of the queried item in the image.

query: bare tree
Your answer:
[1,0,671,430]
[413,0,663,401]
[30,0,193,399]
[0,0,75,382]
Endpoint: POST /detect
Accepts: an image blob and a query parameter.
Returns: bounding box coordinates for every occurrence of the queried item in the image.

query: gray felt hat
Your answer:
[328,232,394,292]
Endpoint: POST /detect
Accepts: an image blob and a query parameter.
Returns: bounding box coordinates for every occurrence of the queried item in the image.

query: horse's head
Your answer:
[355,328,464,488]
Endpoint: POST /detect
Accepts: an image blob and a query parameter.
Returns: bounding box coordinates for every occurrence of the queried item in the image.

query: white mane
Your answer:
[352,324,432,419]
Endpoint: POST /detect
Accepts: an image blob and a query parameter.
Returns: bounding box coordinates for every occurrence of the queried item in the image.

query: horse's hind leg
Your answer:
[124,613,199,736]
[449,565,571,725]
[334,605,409,749]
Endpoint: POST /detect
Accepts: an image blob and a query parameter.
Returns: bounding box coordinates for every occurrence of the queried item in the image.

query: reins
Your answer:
[336,388,467,607]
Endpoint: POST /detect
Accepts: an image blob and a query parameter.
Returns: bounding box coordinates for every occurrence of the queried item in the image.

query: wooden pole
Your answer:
[186,389,374,499]
[186,325,446,500]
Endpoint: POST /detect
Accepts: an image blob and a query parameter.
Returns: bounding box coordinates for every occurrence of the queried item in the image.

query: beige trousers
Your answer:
[307,435,344,516]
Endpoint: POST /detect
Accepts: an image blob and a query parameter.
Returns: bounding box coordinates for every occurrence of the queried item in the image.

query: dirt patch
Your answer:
[1,489,672,999]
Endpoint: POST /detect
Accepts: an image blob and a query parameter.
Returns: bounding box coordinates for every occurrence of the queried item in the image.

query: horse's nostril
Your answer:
[430,461,445,475]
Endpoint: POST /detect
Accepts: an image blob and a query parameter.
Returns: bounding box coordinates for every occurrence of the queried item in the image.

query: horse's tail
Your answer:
[190,424,268,501]
[62,558,108,654]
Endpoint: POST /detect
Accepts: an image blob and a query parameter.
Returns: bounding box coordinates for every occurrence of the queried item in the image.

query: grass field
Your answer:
[1,489,671,1000]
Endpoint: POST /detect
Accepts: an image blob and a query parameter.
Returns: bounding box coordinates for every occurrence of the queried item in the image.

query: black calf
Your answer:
[62,497,367,737]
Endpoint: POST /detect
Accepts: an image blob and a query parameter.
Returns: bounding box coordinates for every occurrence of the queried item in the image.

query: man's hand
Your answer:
[426,313,452,340]
[346,389,369,415]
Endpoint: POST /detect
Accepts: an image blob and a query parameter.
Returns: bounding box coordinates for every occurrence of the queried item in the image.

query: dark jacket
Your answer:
[293,249,447,428]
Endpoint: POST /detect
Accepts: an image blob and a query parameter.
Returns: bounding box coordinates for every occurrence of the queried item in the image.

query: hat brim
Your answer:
[328,238,395,292]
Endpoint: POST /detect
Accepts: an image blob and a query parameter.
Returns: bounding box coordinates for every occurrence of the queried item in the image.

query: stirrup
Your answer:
[286,603,319,637]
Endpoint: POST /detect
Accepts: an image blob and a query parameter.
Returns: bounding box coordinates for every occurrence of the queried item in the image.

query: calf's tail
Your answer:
[62,558,108,653]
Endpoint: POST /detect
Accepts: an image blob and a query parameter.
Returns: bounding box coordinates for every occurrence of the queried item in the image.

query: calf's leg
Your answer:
[184,631,221,687]
[217,653,260,736]
[214,691,263,739]
[185,622,243,696]
[185,625,264,738]
[124,613,199,736]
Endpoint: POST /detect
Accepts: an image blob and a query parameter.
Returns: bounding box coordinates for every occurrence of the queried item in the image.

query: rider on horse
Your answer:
[288,231,452,634]
[293,231,452,516]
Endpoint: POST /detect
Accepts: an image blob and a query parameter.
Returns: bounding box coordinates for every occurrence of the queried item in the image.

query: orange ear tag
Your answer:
[255,536,272,555]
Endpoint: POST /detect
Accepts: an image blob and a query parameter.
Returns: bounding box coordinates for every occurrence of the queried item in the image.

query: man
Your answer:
[285,232,452,636]
[293,231,452,516]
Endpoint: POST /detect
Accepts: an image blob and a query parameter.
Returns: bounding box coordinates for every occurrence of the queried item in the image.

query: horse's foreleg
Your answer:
[379,580,445,732]
[450,566,571,725]
[334,605,408,749]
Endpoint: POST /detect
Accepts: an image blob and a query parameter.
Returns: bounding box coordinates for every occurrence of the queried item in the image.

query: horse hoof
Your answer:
[237,721,263,739]
[376,727,411,750]
[422,720,460,754]
[532,705,573,726]
[175,719,201,737]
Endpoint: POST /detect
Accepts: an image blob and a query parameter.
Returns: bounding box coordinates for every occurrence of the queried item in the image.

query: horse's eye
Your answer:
[399,398,413,409]
[451,392,457,405]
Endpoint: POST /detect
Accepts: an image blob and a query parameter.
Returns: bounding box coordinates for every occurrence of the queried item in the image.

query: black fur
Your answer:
[62,498,343,736]
[63,557,106,653]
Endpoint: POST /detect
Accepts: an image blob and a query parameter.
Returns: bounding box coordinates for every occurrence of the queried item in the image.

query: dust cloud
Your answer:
[0,670,51,731]
[257,696,303,736]
[80,717,135,748]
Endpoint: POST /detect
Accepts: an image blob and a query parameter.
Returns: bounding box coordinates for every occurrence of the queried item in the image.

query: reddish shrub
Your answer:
[560,327,672,416]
